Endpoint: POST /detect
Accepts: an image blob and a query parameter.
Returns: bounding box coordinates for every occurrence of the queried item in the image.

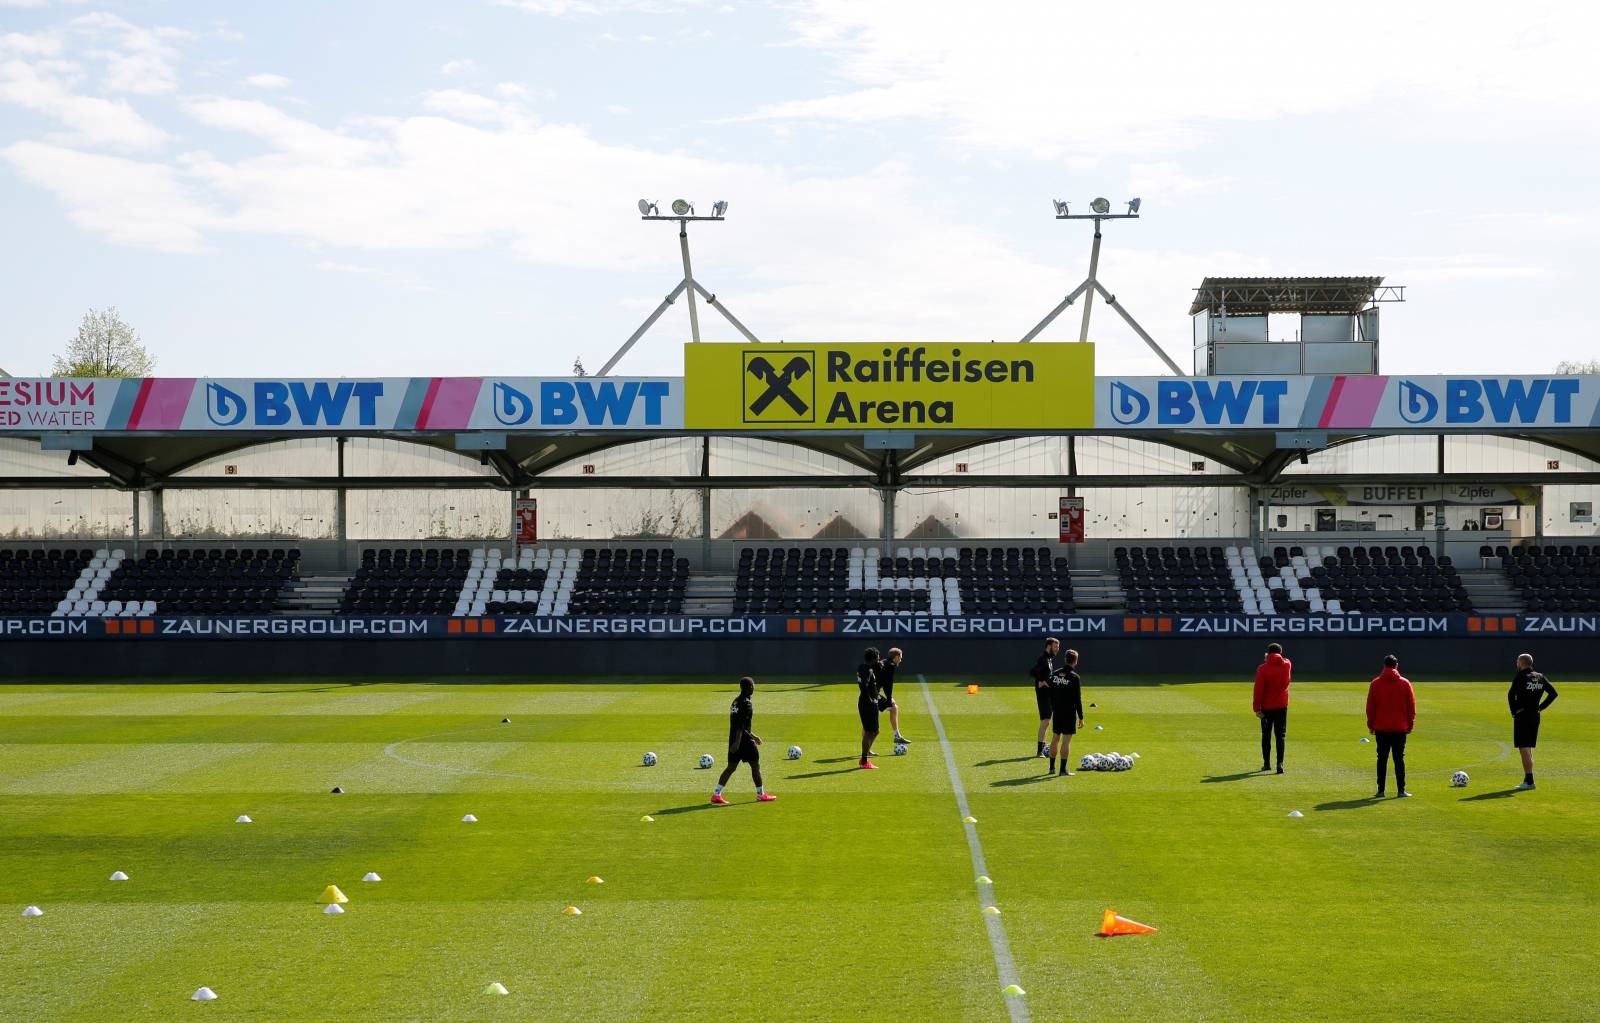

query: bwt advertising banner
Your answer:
[685,343,1096,430]
[1097,375,1600,431]
[0,377,684,432]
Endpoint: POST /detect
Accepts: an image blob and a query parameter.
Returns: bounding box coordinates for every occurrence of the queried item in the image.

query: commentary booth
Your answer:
[6,316,1600,675]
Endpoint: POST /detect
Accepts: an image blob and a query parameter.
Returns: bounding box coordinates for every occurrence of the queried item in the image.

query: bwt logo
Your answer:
[1109,379,1289,426]
[1396,378,1581,425]
[538,380,671,426]
[205,381,384,427]
[492,382,534,426]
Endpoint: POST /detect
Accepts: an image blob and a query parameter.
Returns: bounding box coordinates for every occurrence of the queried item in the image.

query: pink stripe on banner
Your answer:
[130,378,196,429]
[1320,375,1388,429]
[418,377,481,429]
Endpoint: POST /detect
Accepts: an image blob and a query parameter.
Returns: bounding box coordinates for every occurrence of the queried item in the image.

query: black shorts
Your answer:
[730,740,759,765]
[1051,711,1077,736]
[1514,711,1541,749]
[858,698,880,732]
[1035,685,1053,719]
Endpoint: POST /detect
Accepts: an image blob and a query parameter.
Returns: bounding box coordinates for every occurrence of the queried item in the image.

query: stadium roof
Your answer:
[1189,276,1393,316]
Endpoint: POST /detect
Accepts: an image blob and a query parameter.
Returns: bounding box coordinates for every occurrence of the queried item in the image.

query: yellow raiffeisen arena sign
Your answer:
[684,342,1094,430]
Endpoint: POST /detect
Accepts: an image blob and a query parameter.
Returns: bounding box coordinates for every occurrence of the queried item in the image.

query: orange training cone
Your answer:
[1098,909,1157,936]
[966,684,980,695]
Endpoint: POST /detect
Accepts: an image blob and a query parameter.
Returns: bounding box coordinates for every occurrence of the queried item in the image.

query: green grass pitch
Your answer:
[2,676,1596,1021]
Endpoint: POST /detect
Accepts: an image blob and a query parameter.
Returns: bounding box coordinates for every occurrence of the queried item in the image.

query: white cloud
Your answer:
[0,53,169,149]
[439,58,477,76]
[494,0,707,14]
[605,103,630,115]
[2,140,212,250]
[242,72,291,90]
[71,11,189,96]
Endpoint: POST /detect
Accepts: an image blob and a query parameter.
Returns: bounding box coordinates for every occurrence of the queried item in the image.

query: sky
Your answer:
[1,0,1597,380]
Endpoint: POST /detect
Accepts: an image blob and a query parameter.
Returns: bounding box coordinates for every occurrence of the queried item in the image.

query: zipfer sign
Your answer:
[684,343,1095,430]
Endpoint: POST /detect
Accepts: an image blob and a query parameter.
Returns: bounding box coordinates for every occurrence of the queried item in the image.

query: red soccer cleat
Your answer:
[756,792,777,802]
[859,760,878,770]
[710,793,729,805]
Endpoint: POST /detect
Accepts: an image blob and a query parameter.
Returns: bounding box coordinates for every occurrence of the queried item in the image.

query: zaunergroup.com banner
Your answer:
[685,342,1096,430]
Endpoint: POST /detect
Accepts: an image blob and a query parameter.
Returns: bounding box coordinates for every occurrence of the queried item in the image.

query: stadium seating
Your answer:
[1493,543,1600,611]
[1115,545,1241,614]
[1,548,94,616]
[567,547,688,615]
[733,545,1072,616]
[343,547,472,615]
[1228,544,1468,615]
[81,548,300,616]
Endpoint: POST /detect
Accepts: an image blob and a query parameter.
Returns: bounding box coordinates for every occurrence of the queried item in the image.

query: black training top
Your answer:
[728,693,754,747]
[1508,669,1558,715]
[1049,669,1084,720]
[1029,653,1054,685]
[877,661,897,689]
[857,663,880,704]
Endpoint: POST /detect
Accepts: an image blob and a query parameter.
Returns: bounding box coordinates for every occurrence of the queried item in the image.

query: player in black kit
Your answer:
[1028,637,1061,757]
[858,647,883,770]
[1509,653,1559,791]
[711,677,776,804]
[1046,649,1086,776]
[879,646,911,746]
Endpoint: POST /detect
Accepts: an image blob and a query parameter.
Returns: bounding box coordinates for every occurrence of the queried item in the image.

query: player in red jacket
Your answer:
[1253,642,1292,774]
[1365,654,1417,798]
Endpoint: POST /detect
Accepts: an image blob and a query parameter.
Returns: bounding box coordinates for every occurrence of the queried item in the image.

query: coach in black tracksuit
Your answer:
[1509,653,1559,790]
[1029,637,1061,757]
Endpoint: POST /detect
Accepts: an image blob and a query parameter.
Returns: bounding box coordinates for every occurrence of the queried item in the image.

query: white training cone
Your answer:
[1287,810,1304,818]
[1003,984,1026,996]
[323,903,345,915]
[1094,724,1104,731]
[235,815,252,824]
[461,814,478,823]
[962,816,977,824]
[109,871,129,881]
[983,906,1001,915]
[484,982,509,996]
[21,906,43,917]
[976,875,993,884]
[640,815,654,823]
[191,987,218,1002]
[362,872,381,883]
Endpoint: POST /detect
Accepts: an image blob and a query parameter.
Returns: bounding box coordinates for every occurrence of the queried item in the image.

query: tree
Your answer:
[1554,359,1600,375]
[52,308,156,377]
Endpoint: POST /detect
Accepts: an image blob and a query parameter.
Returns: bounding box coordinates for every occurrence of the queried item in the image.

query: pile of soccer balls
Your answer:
[1079,751,1135,772]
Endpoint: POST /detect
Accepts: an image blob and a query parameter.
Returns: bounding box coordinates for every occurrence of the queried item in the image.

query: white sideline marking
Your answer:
[919,673,1030,1023]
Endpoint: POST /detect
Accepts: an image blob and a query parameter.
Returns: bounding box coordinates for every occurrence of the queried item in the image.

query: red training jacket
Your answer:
[1366,667,1416,733]
[1253,652,1292,712]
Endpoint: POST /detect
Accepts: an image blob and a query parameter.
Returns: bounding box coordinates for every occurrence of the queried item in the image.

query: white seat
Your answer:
[911,547,927,560]
[1309,596,1325,612]
[896,547,911,560]
[53,600,71,616]
[1268,578,1284,590]
[1327,599,1343,614]
[89,600,107,616]
[110,549,125,561]
[866,547,881,560]
[119,604,137,617]
[469,601,487,615]
[106,600,123,615]
[139,600,155,616]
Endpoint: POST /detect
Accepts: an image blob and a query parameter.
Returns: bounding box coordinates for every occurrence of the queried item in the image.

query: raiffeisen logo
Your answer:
[1109,381,1151,425]
[492,382,534,426]
[1397,380,1439,424]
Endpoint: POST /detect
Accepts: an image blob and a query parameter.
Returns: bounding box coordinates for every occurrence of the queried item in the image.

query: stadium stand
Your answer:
[73,548,301,616]
[1115,545,1241,614]
[568,547,688,615]
[733,545,1073,616]
[2,548,94,616]
[342,547,472,615]
[1227,543,1469,614]
[1491,543,1600,611]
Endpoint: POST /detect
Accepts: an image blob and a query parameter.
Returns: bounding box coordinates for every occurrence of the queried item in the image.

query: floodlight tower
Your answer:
[596,198,759,377]
[1022,197,1185,375]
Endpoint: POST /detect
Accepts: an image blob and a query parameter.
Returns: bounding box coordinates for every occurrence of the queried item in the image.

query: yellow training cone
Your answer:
[962,816,977,824]
[967,684,980,695]
[640,815,654,823]
[585,876,604,885]
[982,906,1001,915]
[562,905,582,916]
[1003,984,1026,996]
[484,982,509,996]
[319,885,348,905]
[976,876,992,884]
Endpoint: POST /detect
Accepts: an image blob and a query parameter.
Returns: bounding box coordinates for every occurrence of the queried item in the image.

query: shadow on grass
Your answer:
[991,774,1055,787]
[975,756,1039,768]
[814,756,859,765]
[651,802,732,816]
[1201,770,1265,784]
[1314,797,1382,811]
[787,766,866,780]
[217,682,384,694]
[1460,788,1521,801]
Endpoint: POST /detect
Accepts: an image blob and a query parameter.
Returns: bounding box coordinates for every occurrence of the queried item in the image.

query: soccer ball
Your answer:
[786,745,802,760]
[1451,770,1469,788]
[1115,755,1133,771]
[642,752,657,767]
[893,743,908,756]
[1079,754,1097,771]
[698,754,714,769]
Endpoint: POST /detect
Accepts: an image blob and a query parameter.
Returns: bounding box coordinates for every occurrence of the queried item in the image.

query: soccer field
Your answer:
[1,677,1596,1022]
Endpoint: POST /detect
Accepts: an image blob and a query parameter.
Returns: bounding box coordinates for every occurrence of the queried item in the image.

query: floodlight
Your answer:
[1090,197,1111,214]
[671,198,693,216]
[1127,197,1141,214]
[1052,199,1070,216]
[712,200,728,217]
[638,199,658,216]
